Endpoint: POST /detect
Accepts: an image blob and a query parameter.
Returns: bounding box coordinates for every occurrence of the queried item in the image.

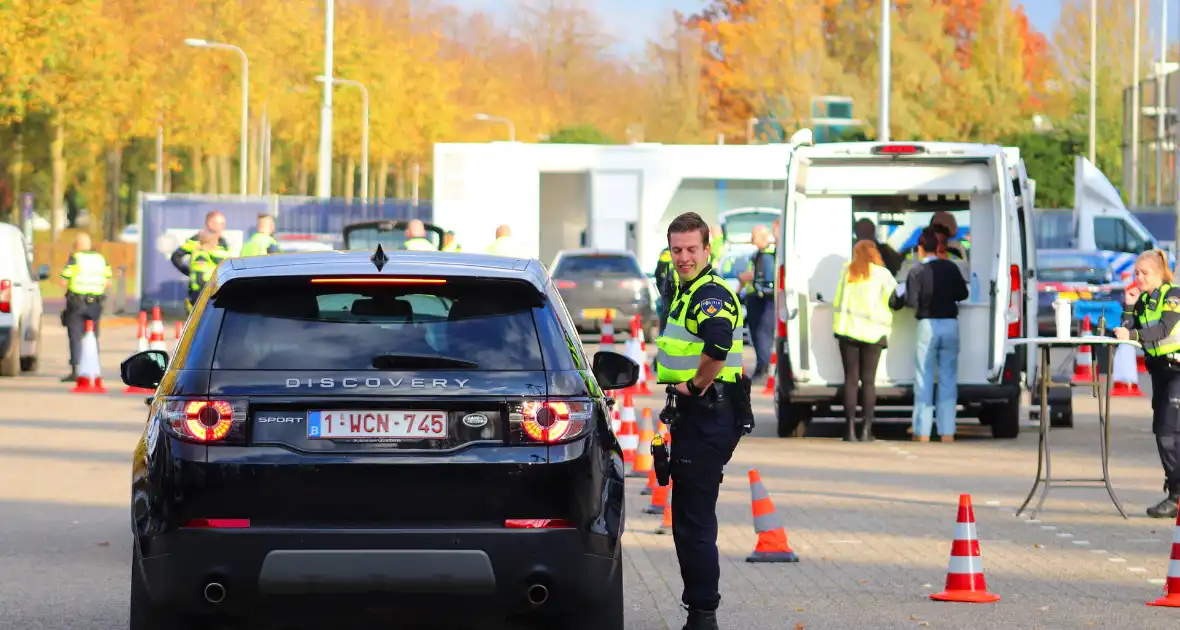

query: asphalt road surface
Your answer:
[3,318,1180,629]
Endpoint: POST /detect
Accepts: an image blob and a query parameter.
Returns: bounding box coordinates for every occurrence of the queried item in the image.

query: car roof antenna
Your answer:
[370,243,388,272]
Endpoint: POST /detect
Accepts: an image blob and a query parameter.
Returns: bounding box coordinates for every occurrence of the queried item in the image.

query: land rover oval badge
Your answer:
[462,413,489,428]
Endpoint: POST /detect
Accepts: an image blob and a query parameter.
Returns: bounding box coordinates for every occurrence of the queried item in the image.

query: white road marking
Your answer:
[1149,578,1167,585]
[1072,541,1090,545]
[1128,567,1147,573]
[985,500,1001,506]
[1125,539,1166,544]
[1042,526,1057,530]
[1057,533,1074,538]
[1090,549,1109,554]
[1109,557,1127,563]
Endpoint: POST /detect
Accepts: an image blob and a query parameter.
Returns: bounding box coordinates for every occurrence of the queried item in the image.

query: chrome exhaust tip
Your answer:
[526,583,549,606]
[203,581,226,604]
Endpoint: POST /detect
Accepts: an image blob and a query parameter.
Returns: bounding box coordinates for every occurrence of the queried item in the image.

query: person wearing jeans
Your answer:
[890,227,969,442]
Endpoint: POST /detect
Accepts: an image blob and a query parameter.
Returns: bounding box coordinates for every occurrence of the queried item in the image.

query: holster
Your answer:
[731,375,756,435]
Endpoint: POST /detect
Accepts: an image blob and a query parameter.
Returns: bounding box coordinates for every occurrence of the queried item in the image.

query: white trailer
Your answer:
[431,142,792,273]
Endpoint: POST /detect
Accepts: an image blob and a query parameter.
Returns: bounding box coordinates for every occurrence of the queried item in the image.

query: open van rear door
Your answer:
[1007,152,1039,390]
[776,150,810,384]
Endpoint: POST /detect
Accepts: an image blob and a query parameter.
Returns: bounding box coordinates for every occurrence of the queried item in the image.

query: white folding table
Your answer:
[1006,334,1141,520]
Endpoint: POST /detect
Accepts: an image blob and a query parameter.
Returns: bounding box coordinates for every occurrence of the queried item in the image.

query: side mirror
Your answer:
[592,351,640,392]
[120,350,169,390]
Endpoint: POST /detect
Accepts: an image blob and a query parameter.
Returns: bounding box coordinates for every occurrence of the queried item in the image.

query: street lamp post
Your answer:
[185,38,249,197]
[1132,0,1141,207]
[318,0,335,199]
[318,76,369,203]
[474,113,515,142]
[1087,0,1097,163]
[878,0,891,142]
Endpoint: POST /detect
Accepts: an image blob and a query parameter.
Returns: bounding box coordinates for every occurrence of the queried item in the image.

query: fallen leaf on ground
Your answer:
[97,541,110,547]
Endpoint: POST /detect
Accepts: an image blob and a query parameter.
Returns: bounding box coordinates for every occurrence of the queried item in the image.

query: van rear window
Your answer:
[211,277,545,370]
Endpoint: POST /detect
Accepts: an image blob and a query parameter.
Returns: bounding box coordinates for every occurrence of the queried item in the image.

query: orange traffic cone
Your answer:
[641,467,656,496]
[630,408,655,478]
[619,393,638,466]
[600,310,616,348]
[71,320,107,394]
[1146,500,1180,607]
[644,465,669,514]
[1138,350,1148,374]
[763,352,778,395]
[148,306,167,352]
[655,481,673,535]
[745,468,799,562]
[1072,316,1094,383]
[1111,344,1143,397]
[610,405,621,435]
[930,494,1001,603]
[135,311,149,352]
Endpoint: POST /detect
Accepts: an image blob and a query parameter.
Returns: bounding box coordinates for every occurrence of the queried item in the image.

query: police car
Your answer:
[121,247,637,629]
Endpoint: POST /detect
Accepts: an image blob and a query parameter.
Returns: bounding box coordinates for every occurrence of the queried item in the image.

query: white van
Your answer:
[0,223,49,376]
[773,135,1038,439]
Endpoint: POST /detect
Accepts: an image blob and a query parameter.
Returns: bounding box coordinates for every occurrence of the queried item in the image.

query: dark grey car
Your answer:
[550,249,659,338]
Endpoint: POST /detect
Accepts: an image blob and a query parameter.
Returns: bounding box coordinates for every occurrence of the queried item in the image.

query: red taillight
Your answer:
[504,518,576,529]
[513,400,591,444]
[182,518,251,528]
[872,144,924,155]
[618,279,645,290]
[555,280,577,289]
[1008,264,1022,338]
[0,279,9,313]
[154,398,247,444]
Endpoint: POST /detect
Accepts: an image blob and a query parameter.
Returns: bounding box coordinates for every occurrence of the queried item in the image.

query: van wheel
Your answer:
[775,402,812,438]
[20,322,40,373]
[982,395,1020,439]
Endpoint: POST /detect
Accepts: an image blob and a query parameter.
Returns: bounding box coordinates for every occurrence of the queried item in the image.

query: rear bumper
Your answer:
[137,527,619,618]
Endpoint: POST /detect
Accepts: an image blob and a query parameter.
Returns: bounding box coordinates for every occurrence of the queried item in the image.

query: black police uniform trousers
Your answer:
[669,387,742,611]
[63,292,103,367]
[1149,367,1180,497]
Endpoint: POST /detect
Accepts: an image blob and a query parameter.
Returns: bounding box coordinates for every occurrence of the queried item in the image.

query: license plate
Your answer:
[582,308,616,319]
[307,410,448,440]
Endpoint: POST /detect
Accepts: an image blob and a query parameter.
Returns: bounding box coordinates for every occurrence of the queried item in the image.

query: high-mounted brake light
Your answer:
[872,144,925,155]
[0,279,10,313]
[310,278,446,284]
[505,518,576,529]
[511,400,592,444]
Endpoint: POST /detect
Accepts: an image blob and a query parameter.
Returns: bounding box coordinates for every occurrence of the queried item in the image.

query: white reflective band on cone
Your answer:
[947,554,983,575]
[955,522,978,541]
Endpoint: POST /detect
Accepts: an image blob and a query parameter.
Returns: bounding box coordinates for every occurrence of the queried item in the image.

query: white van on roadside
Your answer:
[0,223,49,376]
[773,133,1038,439]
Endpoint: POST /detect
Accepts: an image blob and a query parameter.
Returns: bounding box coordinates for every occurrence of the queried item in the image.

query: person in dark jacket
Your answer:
[854,218,903,276]
[890,227,969,442]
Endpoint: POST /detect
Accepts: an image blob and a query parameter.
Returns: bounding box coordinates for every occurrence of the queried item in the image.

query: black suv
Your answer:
[122,248,638,629]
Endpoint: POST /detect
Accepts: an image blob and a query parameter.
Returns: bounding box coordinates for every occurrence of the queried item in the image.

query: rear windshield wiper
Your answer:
[370,354,479,369]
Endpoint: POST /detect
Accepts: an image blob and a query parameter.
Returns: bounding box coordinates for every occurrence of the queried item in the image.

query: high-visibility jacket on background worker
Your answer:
[240,232,279,257]
[188,249,232,295]
[832,262,897,345]
[404,237,435,251]
[61,251,112,296]
[656,269,745,384]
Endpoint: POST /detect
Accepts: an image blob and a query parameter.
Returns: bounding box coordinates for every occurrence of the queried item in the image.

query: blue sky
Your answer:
[444,1,1180,53]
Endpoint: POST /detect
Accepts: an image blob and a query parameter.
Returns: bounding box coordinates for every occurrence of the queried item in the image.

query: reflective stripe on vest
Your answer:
[64,251,110,295]
[1137,283,1180,357]
[404,237,435,251]
[189,250,230,291]
[240,233,277,256]
[832,264,894,344]
[655,271,745,384]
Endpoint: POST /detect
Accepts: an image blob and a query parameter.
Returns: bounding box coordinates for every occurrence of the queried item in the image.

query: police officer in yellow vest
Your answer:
[171,210,230,275]
[655,212,753,630]
[1114,249,1180,519]
[403,219,436,251]
[58,232,112,382]
[441,230,461,252]
[187,231,232,314]
[738,225,776,380]
[486,224,518,256]
[655,247,675,332]
[240,214,280,257]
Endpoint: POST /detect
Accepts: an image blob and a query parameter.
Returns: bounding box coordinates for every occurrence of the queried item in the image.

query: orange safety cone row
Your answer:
[1073,315,1094,383]
[148,306,167,352]
[1146,500,1180,607]
[632,315,653,394]
[644,472,668,513]
[930,494,1001,604]
[618,393,638,466]
[641,467,656,496]
[71,320,107,394]
[763,352,778,395]
[629,408,655,478]
[655,481,673,535]
[744,468,799,562]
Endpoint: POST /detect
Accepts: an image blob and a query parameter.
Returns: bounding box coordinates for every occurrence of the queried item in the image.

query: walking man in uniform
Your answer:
[186,231,232,314]
[738,224,776,380]
[240,214,279,257]
[171,210,229,275]
[403,219,436,251]
[656,212,753,630]
[59,232,112,382]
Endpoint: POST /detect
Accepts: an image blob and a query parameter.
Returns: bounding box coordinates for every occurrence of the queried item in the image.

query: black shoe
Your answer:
[843,420,856,442]
[1147,495,1180,519]
[681,607,719,630]
[60,372,76,383]
[859,419,874,442]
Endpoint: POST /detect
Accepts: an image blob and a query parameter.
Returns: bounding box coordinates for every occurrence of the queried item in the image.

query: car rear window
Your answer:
[344,224,440,251]
[211,277,545,370]
[553,255,643,276]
